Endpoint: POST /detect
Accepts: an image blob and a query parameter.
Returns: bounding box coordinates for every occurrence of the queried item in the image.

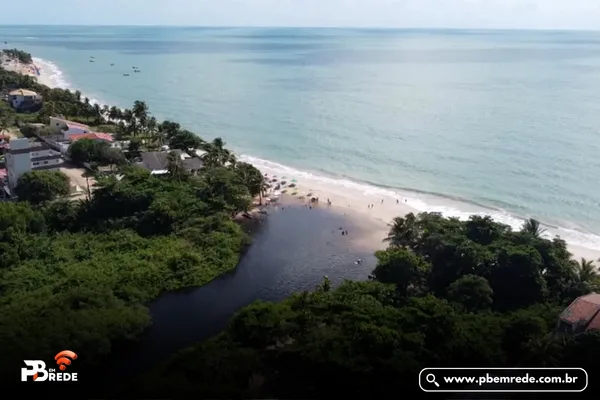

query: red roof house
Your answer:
[558,293,600,333]
[68,133,114,143]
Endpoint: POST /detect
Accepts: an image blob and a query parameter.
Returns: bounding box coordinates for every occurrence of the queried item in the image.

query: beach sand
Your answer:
[262,168,600,262]
[1,55,55,87]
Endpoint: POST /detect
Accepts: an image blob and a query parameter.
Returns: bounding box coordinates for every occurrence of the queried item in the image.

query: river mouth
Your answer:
[103,199,379,384]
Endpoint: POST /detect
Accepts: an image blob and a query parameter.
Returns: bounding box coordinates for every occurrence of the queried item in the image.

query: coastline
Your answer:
[261,166,600,261]
[6,54,600,261]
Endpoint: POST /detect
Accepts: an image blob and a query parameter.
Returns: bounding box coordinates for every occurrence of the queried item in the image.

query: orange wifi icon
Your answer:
[54,350,78,371]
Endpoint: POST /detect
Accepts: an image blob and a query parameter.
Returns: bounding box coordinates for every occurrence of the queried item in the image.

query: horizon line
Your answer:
[0,24,599,32]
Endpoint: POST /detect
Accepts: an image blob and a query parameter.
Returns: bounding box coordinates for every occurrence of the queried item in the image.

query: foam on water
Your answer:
[240,154,600,251]
[33,57,103,105]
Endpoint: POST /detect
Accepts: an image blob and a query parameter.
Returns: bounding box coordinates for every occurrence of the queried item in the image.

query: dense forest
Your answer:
[2,50,599,398]
[128,214,599,398]
[0,53,266,383]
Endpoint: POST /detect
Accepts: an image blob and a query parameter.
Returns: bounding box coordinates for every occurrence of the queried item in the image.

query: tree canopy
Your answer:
[68,138,126,167]
[14,170,70,204]
[128,213,600,398]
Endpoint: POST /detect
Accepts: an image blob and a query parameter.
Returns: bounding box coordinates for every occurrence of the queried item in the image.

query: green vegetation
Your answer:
[130,213,600,398]
[68,137,126,167]
[0,53,267,380]
[2,49,33,64]
[0,159,263,375]
[3,48,599,397]
[14,170,70,204]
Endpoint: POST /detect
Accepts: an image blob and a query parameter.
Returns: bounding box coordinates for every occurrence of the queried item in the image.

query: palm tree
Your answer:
[74,90,82,102]
[521,218,546,238]
[383,213,419,249]
[167,151,186,181]
[108,106,119,121]
[132,100,149,127]
[573,258,599,292]
[122,109,133,124]
[93,103,102,124]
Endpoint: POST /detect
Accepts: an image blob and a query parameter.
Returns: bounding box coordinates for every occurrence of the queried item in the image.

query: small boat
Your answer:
[110,63,115,66]
[123,73,129,76]
[89,59,95,63]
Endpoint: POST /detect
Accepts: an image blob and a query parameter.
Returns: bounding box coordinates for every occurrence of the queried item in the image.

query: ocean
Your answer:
[2,25,600,250]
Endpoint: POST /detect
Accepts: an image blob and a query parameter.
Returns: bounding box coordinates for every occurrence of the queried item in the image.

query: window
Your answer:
[33,162,39,166]
[43,161,48,164]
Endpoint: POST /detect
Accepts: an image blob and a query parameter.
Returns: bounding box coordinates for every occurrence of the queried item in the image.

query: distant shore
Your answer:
[0,54,54,87]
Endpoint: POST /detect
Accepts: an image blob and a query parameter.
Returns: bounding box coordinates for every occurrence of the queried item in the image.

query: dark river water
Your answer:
[103,201,379,384]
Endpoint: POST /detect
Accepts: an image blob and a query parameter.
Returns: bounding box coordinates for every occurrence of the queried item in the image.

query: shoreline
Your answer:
[5,53,600,260]
[264,170,600,261]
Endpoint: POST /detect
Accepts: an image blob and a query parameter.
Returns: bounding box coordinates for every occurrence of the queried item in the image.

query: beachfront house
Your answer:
[8,89,43,111]
[556,292,600,333]
[68,132,115,145]
[49,117,92,139]
[137,150,203,175]
[5,138,64,191]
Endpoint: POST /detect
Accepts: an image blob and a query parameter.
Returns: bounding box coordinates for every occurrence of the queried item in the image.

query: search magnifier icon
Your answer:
[426,373,440,388]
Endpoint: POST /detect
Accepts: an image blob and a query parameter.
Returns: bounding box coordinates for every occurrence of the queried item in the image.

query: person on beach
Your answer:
[381,199,384,204]
[397,199,399,204]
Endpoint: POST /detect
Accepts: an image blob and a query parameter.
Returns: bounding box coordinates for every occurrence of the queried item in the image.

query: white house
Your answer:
[49,117,92,139]
[8,89,43,109]
[5,138,64,190]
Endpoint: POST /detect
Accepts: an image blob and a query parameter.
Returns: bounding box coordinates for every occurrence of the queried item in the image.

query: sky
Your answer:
[1,0,600,30]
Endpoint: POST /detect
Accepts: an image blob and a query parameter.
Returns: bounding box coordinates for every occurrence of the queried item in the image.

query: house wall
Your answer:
[5,139,63,190]
[49,117,91,137]
[6,153,32,190]
[32,152,63,170]
[10,94,42,109]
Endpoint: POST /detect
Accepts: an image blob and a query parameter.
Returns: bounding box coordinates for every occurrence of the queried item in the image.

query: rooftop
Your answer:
[51,117,90,129]
[560,293,600,331]
[69,133,114,142]
[138,150,203,172]
[9,89,38,96]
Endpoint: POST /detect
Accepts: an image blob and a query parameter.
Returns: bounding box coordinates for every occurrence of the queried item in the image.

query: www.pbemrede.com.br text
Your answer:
[418,367,588,393]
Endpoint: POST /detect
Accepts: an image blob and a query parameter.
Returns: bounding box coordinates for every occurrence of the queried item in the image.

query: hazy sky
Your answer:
[2,0,600,29]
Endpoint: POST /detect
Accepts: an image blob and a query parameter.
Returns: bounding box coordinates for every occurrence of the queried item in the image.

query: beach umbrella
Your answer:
[291,179,297,183]
[281,176,287,179]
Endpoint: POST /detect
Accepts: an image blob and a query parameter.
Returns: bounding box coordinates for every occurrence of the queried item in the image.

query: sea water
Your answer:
[3,26,600,250]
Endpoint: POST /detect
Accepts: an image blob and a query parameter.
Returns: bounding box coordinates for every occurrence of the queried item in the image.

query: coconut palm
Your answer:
[167,151,186,181]
[132,100,149,127]
[521,218,546,238]
[384,213,419,249]
[574,258,599,288]
[108,106,119,121]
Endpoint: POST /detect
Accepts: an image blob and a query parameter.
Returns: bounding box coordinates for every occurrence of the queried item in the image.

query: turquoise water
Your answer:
[3,26,600,249]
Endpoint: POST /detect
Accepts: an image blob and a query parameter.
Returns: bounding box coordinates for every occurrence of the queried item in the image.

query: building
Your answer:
[137,150,203,175]
[8,89,43,111]
[49,117,92,139]
[5,138,64,190]
[557,293,600,333]
[69,132,115,144]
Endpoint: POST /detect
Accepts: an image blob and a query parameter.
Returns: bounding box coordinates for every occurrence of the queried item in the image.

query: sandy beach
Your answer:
[262,166,600,262]
[1,54,55,87]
